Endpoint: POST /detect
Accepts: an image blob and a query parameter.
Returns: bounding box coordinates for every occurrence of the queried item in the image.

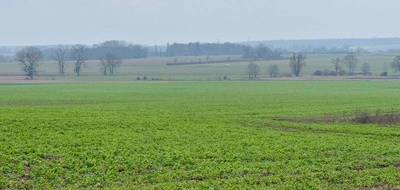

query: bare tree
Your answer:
[71,45,87,76]
[54,46,68,75]
[98,41,125,76]
[247,62,260,79]
[331,57,342,75]
[100,53,122,76]
[392,56,400,72]
[267,64,280,78]
[289,53,306,77]
[343,52,358,75]
[15,47,42,80]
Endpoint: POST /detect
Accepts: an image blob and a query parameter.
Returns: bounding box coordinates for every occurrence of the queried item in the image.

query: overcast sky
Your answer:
[0,0,399,45]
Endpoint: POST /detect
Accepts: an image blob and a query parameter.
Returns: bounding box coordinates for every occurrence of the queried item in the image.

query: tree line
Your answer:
[33,41,283,61]
[16,41,132,79]
[162,43,283,59]
[247,53,306,79]
[247,52,400,79]
[314,52,373,76]
[15,42,400,80]
[42,40,148,61]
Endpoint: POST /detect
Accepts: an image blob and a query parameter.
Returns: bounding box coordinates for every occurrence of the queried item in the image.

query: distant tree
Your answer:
[100,53,122,76]
[391,56,400,72]
[242,46,256,59]
[71,45,87,76]
[289,53,306,77]
[361,62,371,75]
[331,57,342,75]
[255,45,271,59]
[98,41,124,75]
[247,62,260,79]
[242,45,282,60]
[15,47,42,80]
[343,52,358,75]
[267,64,280,78]
[54,46,68,75]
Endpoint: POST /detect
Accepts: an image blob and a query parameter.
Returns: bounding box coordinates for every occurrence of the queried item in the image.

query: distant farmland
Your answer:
[0,53,397,81]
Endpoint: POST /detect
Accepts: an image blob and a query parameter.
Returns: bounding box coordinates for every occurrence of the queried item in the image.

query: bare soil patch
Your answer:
[277,110,400,126]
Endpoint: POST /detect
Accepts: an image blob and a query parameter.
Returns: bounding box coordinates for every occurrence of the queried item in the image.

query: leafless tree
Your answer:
[331,57,342,75]
[100,53,122,76]
[54,46,68,75]
[289,53,306,77]
[71,45,87,76]
[247,62,260,79]
[343,52,358,75]
[15,47,42,80]
[267,64,280,78]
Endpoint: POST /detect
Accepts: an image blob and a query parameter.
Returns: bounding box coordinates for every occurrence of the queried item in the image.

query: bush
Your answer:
[380,72,388,77]
[313,70,323,76]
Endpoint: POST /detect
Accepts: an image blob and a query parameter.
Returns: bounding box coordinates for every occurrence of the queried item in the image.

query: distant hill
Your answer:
[244,38,400,52]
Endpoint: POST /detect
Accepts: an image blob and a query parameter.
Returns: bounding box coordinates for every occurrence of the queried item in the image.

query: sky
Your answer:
[0,0,399,45]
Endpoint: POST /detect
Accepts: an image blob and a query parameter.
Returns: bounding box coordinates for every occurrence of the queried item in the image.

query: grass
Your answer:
[0,53,398,81]
[1,81,400,189]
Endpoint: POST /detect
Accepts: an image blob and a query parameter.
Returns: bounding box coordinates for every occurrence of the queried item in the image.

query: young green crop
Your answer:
[1,81,400,189]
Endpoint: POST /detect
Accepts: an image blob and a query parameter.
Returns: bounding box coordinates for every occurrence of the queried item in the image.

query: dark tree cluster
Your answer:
[242,45,282,60]
[89,41,147,60]
[165,42,248,57]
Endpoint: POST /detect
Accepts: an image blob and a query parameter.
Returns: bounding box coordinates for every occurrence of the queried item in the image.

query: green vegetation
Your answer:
[1,81,400,189]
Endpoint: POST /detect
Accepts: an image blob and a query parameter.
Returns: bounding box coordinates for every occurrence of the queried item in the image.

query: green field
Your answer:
[0,53,398,81]
[1,81,400,189]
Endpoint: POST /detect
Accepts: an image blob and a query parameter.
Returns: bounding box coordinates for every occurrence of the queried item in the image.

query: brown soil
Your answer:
[277,111,400,126]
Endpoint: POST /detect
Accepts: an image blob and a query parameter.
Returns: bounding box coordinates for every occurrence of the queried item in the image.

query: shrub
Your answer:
[313,70,323,76]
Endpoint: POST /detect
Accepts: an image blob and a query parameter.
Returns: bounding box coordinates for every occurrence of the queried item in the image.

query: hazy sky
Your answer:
[0,0,399,45]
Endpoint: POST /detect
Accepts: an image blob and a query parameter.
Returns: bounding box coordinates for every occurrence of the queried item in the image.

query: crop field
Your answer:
[1,81,400,189]
[0,53,397,81]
